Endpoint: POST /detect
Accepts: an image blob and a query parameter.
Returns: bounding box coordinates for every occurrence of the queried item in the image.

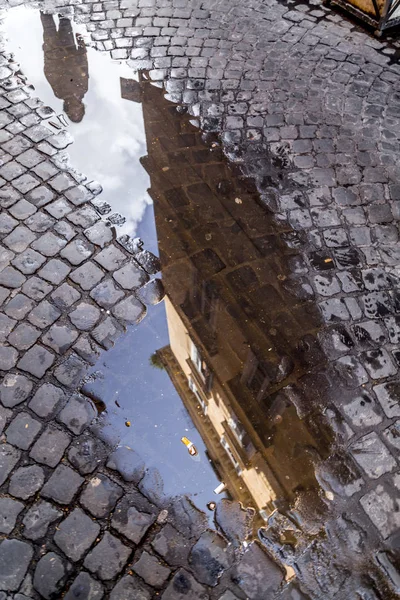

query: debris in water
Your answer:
[207,501,217,511]
[181,436,199,458]
[125,420,131,427]
[235,197,243,204]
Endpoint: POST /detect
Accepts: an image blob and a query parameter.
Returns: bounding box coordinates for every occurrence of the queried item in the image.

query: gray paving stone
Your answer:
[137,278,165,305]
[42,323,79,354]
[54,219,77,241]
[106,445,145,483]
[25,210,55,232]
[0,245,15,272]
[68,434,107,475]
[29,426,71,467]
[31,231,67,257]
[0,313,16,341]
[0,405,11,435]
[48,172,75,192]
[113,260,149,289]
[373,382,400,417]
[69,302,101,331]
[41,463,84,505]
[0,344,18,369]
[161,569,208,600]
[360,478,400,539]
[112,497,155,544]
[67,205,99,228]
[11,248,46,275]
[151,524,191,567]
[9,464,45,500]
[0,287,10,307]
[38,258,71,284]
[31,159,58,180]
[54,352,89,388]
[22,500,62,541]
[189,530,231,586]
[44,198,73,219]
[0,373,33,408]
[54,507,100,562]
[133,551,171,588]
[112,295,146,325]
[33,552,71,600]
[0,539,33,592]
[84,221,113,248]
[65,572,104,600]
[9,199,36,220]
[5,412,41,450]
[4,293,34,320]
[64,185,93,206]
[135,250,161,274]
[351,432,397,478]
[25,185,55,208]
[58,394,97,434]
[70,261,105,290]
[84,532,131,581]
[110,576,151,600]
[0,211,18,234]
[342,393,383,428]
[28,382,66,419]
[383,421,400,451]
[0,265,26,288]
[28,300,61,329]
[3,225,36,253]
[18,344,55,378]
[79,472,122,518]
[22,276,53,300]
[0,443,21,486]
[51,282,81,310]
[73,334,102,364]
[94,245,127,271]
[61,238,95,265]
[0,160,27,182]
[18,149,45,169]
[90,279,125,309]
[0,496,24,534]
[8,322,41,350]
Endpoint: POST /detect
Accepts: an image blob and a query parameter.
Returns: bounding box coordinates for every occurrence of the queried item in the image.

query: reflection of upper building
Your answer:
[41,12,88,122]
[139,79,332,521]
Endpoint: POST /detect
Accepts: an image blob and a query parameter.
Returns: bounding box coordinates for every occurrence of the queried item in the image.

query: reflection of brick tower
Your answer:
[138,80,331,519]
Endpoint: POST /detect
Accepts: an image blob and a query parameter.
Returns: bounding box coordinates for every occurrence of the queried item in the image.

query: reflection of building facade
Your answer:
[139,79,331,521]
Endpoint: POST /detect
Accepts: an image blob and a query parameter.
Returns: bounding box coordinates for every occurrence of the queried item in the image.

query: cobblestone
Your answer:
[54,507,100,562]
[41,463,84,504]
[9,464,45,499]
[83,532,131,580]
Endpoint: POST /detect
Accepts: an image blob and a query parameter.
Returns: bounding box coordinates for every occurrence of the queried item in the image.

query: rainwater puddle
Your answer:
[2,5,328,525]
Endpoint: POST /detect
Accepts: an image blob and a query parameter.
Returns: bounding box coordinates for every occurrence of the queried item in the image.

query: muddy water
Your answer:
[2,5,327,524]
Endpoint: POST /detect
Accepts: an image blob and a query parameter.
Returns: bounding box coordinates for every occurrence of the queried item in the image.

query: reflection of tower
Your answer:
[41,12,88,123]
[120,77,142,103]
[138,80,330,523]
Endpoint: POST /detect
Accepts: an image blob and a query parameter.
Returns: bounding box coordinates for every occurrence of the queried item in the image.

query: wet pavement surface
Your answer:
[0,0,399,599]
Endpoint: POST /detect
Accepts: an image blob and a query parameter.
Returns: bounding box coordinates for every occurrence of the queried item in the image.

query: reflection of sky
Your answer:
[3,7,223,512]
[4,6,152,243]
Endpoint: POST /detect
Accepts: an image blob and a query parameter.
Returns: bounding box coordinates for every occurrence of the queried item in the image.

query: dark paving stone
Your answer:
[28,382,66,419]
[85,221,113,248]
[38,258,71,284]
[91,316,123,349]
[5,412,42,450]
[21,276,53,301]
[0,496,24,534]
[113,261,149,290]
[112,494,156,543]
[189,530,231,586]
[151,524,191,567]
[80,473,123,518]
[64,572,104,600]
[161,569,208,600]
[0,373,33,408]
[17,344,55,378]
[9,465,45,500]
[41,464,84,505]
[133,551,171,588]
[112,295,146,325]
[57,394,97,435]
[90,279,125,309]
[31,231,67,256]
[4,294,35,320]
[54,353,89,388]
[69,302,101,331]
[42,323,79,354]
[11,248,46,275]
[33,552,71,600]
[28,300,61,329]
[234,542,284,599]
[0,265,26,288]
[109,575,151,600]
[29,426,71,467]
[70,261,104,290]
[215,499,254,548]
[51,282,81,310]
[351,432,396,479]
[134,250,161,274]
[361,348,397,379]
[106,445,145,483]
[54,507,100,562]
[0,443,21,486]
[22,500,62,541]
[60,238,95,265]
[136,278,165,305]
[0,539,33,592]
[68,434,108,475]
[83,532,131,581]
[94,245,127,271]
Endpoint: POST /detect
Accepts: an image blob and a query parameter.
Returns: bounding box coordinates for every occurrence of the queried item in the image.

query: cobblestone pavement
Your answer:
[0,0,399,598]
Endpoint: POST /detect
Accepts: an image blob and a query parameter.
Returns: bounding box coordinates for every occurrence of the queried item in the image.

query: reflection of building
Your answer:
[139,80,332,521]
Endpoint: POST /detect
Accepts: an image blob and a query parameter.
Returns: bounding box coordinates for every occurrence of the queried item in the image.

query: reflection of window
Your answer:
[228,416,246,445]
[259,509,269,522]
[220,435,242,475]
[191,341,204,377]
[188,377,207,414]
